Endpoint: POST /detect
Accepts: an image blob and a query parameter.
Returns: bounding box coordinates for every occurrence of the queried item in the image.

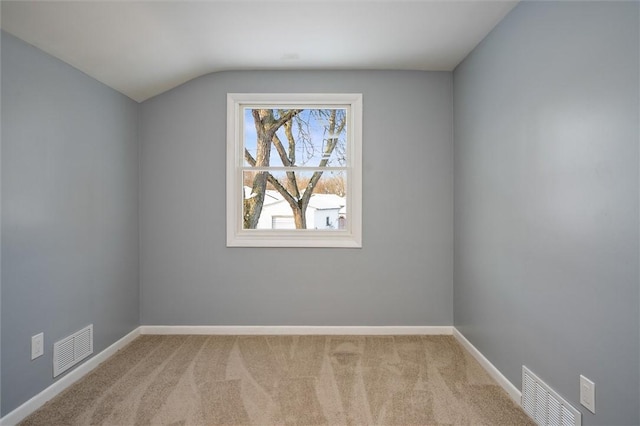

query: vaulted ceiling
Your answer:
[1,1,518,102]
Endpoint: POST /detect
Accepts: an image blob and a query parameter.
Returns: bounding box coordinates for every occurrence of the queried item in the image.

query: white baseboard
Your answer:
[140,325,454,335]
[0,327,141,426]
[452,328,522,404]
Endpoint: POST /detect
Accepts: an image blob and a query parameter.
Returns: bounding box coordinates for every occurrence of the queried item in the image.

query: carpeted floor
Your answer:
[20,335,535,425]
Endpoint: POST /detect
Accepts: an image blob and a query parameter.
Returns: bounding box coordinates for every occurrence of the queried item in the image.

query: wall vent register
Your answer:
[53,324,93,377]
[522,366,581,426]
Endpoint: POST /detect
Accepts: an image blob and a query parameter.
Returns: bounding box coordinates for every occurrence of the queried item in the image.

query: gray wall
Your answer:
[453,2,639,425]
[139,71,453,326]
[0,16,3,419]
[1,32,140,415]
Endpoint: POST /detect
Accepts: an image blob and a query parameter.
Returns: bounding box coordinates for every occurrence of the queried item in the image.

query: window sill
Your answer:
[227,230,362,248]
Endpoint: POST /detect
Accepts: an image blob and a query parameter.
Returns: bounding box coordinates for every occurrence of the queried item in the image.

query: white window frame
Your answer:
[226,93,362,248]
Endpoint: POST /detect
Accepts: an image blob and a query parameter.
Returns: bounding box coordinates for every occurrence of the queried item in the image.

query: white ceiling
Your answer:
[1,1,518,102]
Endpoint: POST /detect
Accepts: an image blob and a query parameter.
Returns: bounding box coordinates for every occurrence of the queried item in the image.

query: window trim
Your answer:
[226,93,362,248]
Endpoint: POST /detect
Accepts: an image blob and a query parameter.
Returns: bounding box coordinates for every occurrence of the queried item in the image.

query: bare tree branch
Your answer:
[271,134,292,167]
[300,109,342,207]
[284,119,296,165]
[266,173,299,207]
[273,109,303,131]
[244,148,257,166]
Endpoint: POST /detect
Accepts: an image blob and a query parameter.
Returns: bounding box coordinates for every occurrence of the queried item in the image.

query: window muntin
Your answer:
[227,93,362,247]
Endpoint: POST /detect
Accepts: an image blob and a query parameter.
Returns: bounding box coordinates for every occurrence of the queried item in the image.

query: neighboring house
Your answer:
[244,187,346,230]
[307,193,347,230]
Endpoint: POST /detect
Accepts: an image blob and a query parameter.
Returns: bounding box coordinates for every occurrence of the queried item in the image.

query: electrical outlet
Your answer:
[580,375,595,413]
[31,333,44,360]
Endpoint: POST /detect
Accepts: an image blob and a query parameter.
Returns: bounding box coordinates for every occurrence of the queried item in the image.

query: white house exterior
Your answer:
[308,194,346,230]
[244,187,346,230]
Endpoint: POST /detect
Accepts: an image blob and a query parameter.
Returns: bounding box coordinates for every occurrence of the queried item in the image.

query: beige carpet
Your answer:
[20,335,535,425]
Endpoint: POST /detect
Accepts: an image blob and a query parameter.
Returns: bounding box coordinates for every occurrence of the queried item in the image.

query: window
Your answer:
[226,93,362,247]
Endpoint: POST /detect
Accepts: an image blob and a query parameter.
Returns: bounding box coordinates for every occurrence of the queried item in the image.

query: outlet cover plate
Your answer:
[580,375,595,413]
[31,333,44,360]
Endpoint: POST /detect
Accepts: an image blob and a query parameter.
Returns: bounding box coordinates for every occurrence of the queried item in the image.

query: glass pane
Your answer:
[242,170,347,230]
[243,108,347,167]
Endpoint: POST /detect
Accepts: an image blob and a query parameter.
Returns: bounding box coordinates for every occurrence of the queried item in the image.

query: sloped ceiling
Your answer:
[1,1,518,102]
